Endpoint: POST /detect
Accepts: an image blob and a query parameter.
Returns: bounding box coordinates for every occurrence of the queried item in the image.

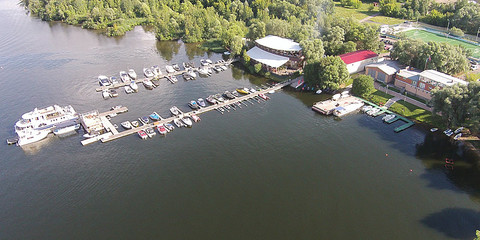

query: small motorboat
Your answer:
[220,65,228,71]
[6,137,19,145]
[138,130,148,139]
[315,89,322,94]
[165,65,175,73]
[164,122,175,132]
[121,121,132,129]
[206,95,217,104]
[156,125,168,135]
[214,94,225,103]
[454,127,464,134]
[198,67,210,76]
[111,105,127,113]
[102,90,111,99]
[205,59,213,65]
[128,69,137,80]
[430,128,438,132]
[131,120,140,128]
[109,89,118,97]
[200,59,209,66]
[236,88,249,94]
[143,67,155,78]
[188,100,200,110]
[152,65,162,76]
[170,106,181,116]
[382,114,396,122]
[444,129,453,136]
[454,133,462,140]
[98,75,110,86]
[361,105,373,113]
[143,79,155,90]
[149,112,162,121]
[145,127,156,138]
[130,80,139,92]
[258,93,269,100]
[173,118,184,128]
[172,64,180,71]
[197,98,206,107]
[124,85,134,94]
[223,91,236,99]
[249,88,257,93]
[166,75,178,84]
[213,66,222,73]
[110,76,119,85]
[191,113,201,122]
[120,71,130,83]
[182,117,193,127]
[139,116,150,125]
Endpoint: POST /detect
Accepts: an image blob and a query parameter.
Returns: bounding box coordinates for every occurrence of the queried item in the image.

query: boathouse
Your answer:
[365,60,401,84]
[394,69,467,100]
[339,50,379,74]
[246,35,303,74]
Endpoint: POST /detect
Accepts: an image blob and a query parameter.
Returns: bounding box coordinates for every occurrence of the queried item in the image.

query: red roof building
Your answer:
[339,50,379,74]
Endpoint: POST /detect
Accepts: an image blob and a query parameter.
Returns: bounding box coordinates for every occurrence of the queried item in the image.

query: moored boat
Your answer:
[164,122,175,132]
[173,118,184,128]
[188,100,200,110]
[236,88,249,94]
[102,90,111,99]
[145,127,156,138]
[190,113,201,122]
[109,89,118,97]
[131,120,140,128]
[182,117,193,127]
[139,116,150,125]
[152,65,161,76]
[53,123,80,136]
[165,65,175,73]
[430,128,438,132]
[149,112,162,121]
[156,125,168,135]
[128,69,137,80]
[124,85,134,94]
[223,91,236,99]
[170,106,181,116]
[143,67,154,78]
[454,133,462,140]
[213,94,225,103]
[98,75,110,86]
[258,93,269,100]
[197,98,206,107]
[172,63,180,71]
[143,79,155,90]
[138,130,148,139]
[121,121,132,129]
[130,80,139,92]
[120,71,130,83]
[206,95,217,104]
[333,101,364,117]
[110,76,119,85]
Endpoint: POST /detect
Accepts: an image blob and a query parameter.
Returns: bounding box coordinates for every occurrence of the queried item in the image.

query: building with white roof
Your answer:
[246,35,303,74]
[394,68,467,100]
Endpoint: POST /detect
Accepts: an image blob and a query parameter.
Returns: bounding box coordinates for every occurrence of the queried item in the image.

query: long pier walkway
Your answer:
[99,79,295,143]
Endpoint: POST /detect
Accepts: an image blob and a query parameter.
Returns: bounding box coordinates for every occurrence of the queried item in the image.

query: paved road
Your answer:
[374,82,433,112]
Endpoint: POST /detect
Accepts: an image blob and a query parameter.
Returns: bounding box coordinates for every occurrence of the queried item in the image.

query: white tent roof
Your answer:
[247,47,290,68]
[420,70,467,86]
[255,35,302,52]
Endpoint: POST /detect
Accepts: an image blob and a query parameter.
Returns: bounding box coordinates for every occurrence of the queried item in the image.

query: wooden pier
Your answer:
[83,79,295,145]
[95,60,234,92]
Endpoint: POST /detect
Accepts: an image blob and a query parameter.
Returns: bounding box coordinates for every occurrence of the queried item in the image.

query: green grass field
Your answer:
[333,1,377,21]
[404,29,480,58]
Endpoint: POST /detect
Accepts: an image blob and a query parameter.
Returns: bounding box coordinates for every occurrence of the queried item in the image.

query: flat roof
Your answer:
[420,70,467,86]
[366,60,401,75]
[397,69,421,80]
[255,35,301,52]
[246,47,290,68]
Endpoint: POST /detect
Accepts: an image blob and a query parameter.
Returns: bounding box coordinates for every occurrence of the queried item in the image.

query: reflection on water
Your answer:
[20,134,55,155]
[155,40,181,61]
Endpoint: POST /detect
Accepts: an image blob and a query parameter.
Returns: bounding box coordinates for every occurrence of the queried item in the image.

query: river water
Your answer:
[0,1,479,239]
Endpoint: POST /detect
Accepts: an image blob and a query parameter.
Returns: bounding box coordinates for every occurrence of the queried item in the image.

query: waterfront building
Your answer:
[246,35,303,74]
[365,60,401,84]
[339,50,379,74]
[394,69,467,100]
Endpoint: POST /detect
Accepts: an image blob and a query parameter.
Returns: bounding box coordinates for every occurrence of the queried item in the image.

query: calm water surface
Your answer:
[0,1,479,239]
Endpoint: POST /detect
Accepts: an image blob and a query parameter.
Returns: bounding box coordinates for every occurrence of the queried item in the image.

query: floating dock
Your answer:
[83,79,296,145]
[358,98,414,132]
[312,95,362,115]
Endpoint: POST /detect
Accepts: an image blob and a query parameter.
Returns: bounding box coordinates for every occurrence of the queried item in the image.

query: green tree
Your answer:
[247,19,266,40]
[379,0,400,16]
[254,63,262,73]
[229,36,244,56]
[300,39,325,63]
[323,26,345,55]
[352,75,375,98]
[449,26,464,37]
[304,56,349,90]
[474,229,480,240]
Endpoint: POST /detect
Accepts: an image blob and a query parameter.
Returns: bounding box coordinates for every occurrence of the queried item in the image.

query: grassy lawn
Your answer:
[333,1,377,21]
[404,29,480,58]
[368,16,405,25]
[367,90,393,105]
[389,100,444,127]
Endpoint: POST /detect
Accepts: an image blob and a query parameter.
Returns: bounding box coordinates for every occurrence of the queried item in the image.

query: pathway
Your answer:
[374,82,433,112]
[359,13,380,23]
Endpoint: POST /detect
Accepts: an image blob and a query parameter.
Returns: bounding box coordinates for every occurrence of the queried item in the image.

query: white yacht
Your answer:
[128,69,137,80]
[130,80,139,92]
[15,105,78,146]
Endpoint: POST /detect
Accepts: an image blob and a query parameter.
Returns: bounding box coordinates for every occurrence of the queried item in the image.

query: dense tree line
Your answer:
[379,0,480,35]
[431,81,480,131]
[390,39,469,75]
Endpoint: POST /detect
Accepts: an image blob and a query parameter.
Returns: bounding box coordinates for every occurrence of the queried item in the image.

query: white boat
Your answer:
[143,67,154,78]
[332,93,341,101]
[110,76,119,85]
[156,125,168,135]
[190,113,201,122]
[138,130,148,139]
[361,105,373,112]
[367,108,380,116]
[130,80,138,92]
[454,127,464,134]
[53,124,80,136]
[200,59,209,66]
[165,65,175,73]
[444,129,454,136]
[15,105,78,146]
[170,106,181,116]
[152,65,161,76]
[197,98,206,107]
[145,127,156,138]
[454,133,462,140]
[382,114,396,122]
[121,121,132,129]
[143,79,155,90]
[172,64,180,71]
[124,85,134,94]
[128,69,137,80]
[198,67,210,76]
[131,120,140,128]
[98,75,110,86]
[166,75,178,84]
[109,89,118,97]
[333,101,364,117]
[164,122,175,132]
[220,65,228,71]
[315,90,322,94]
[102,90,111,99]
[430,128,438,132]
[120,71,130,83]
[182,117,193,127]
[206,59,213,65]
[173,118,184,128]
